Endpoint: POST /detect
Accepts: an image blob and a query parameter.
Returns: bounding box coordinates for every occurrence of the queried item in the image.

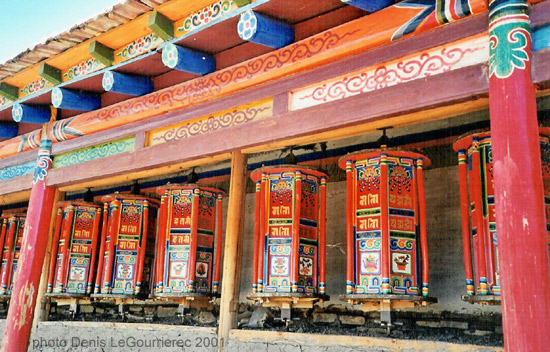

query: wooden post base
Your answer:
[340,294,437,326]
[152,293,217,310]
[461,295,501,306]
[248,293,328,321]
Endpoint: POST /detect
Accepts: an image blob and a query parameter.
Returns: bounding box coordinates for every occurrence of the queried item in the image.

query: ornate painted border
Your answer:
[290,35,488,111]
[62,58,106,81]
[20,78,52,98]
[115,33,163,63]
[52,136,135,168]
[175,0,237,35]
[0,161,35,182]
[149,98,273,146]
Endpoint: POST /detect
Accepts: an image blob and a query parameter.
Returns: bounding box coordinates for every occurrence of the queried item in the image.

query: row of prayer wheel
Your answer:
[2,129,547,303]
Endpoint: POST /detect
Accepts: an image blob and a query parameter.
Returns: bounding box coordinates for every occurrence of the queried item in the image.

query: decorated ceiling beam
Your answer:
[89,41,115,67]
[12,103,51,124]
[161,44,216,75]
[102,71,153,96]
[237,10,294,49]
[0,122,18,139]
[533,24,550,51]
[38,63,62,86]
[148,11,174,41]
[341,0,393,13]
[0,82,19,102]
[51,87,101,112]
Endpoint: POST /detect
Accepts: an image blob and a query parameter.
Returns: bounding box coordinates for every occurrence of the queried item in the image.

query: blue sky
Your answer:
[0,0,123,64]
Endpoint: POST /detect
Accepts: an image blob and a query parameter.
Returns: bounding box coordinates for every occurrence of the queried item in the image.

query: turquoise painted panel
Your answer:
[0,161,35,181]
[53,136,135,168]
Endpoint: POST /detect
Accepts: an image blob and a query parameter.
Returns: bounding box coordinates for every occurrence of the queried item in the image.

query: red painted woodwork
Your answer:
[93,194,159,296]
[250,166,328,294]
[454,129,550,297]
[487,0,550,347]
[2,136,56,352]
[0,214,26,297]
[153,185,225,295]
[338,150,431,296]
[46,202,102,295]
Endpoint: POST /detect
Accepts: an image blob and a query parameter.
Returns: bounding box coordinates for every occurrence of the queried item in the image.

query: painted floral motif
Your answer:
[178,0,234,33]
[237,10,257,41]
[161,43,179,69]
[20,78,50,96]
[51,88,63,108]
[389,165,412,193]
[12,103,23,122]
[102,71,114,91]
[63,58,105,80]
[116,33,161,60]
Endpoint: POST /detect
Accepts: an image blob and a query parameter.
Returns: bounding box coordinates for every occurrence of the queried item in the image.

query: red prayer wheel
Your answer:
[250,165,328,294]
[46,202,102,295]
[94,194,159,296]
[338,150,431,296]
[453,129,550,296]
[0,214,26,296]
[153,184,225,295]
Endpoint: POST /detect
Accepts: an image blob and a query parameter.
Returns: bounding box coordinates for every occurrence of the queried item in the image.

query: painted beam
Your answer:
[89,41,114,67]
[0,122,18,139]
[12,103,51,124]
[234,0,251,6]
[102,71,153,96]
[148,11,174,41]
[341,0,393,13]
[533,24,550,51]
[38,63,62,85]
[0,82,19,101]
[237,10,294,49]
[51,88,101,111]
[161,44,216,75]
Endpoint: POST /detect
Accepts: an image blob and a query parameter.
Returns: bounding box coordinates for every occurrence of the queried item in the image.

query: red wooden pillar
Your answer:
[1,133,56,352]
[488,0,550,349]
[379,153,390,294]
[345,160,354,294]
[213,193,224,294]
[318,176,327,295]
[188,189,200,292]
[457,151,475,295]
[252,181,261,293]
[291,171,302,293]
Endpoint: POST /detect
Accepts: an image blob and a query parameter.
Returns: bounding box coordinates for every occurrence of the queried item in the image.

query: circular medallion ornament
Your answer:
[237,10,257,41]
[51,87,63,108]
[162,43,179,69]
[12,102,23,122]
[102,71,114,91]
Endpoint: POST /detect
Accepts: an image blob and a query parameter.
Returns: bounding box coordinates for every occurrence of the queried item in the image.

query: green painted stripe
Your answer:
[53,136,135,168]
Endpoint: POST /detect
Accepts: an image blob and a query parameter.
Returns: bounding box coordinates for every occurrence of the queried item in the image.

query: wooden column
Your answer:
[488,0,550,350]
[218,151,247,352]
[1,130,56,352]
[457,150,475,295]
[33,190,64,327]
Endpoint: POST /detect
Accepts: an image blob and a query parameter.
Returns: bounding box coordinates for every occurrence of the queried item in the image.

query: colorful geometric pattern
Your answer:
[0,160,35,182]
[62,58,105,80]
[161,44,180,69]
[20,78,51,97]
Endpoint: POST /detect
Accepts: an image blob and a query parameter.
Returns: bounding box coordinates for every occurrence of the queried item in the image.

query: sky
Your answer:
[0,0,124,64]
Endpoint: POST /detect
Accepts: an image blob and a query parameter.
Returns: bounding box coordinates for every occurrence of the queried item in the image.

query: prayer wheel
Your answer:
[453,129,550,297]
[153,184,224,295]
[94,194,159,296]
[46,202,102,296]
[0,214,26,297]
[250,165,328,295]
[338,150,431,296]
